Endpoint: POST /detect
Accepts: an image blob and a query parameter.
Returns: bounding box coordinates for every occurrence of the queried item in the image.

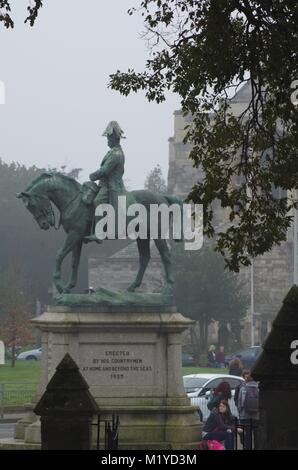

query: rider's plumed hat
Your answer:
[102,121,126,139]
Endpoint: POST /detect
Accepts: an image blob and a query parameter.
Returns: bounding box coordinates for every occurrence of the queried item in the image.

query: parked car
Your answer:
[225,346,262,370]
[17,347,42,361]
[182,352,196,367]
[183,373,244,421]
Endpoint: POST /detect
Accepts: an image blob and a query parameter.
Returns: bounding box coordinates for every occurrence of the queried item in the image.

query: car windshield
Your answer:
[183,377,207,392]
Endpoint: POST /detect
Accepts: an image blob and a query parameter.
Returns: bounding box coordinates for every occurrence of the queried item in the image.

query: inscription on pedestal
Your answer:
[80,344,156,387]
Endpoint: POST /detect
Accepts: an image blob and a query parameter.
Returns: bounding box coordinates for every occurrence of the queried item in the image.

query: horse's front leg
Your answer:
[53,231,81,293]
[64,241,83,292]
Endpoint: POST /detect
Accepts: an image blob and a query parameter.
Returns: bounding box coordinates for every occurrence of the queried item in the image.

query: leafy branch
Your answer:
[0,0,43,28]
[110,0,298,271]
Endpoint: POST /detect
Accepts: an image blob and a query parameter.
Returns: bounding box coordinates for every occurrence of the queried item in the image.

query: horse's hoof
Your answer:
[162,284,174,296]
[127,285,136,292]
[55,285,64,294]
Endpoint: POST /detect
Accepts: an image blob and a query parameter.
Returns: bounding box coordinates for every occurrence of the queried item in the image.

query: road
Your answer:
[0,423,15,439]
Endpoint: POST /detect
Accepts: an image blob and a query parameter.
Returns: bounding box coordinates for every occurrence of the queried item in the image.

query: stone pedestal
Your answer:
[8,303,202,450]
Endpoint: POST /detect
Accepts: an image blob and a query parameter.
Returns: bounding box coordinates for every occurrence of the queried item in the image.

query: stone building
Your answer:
[167,82,296,346]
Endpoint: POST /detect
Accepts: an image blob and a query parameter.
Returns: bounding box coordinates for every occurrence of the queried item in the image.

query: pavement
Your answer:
[0,413,26,423]
[0,423,15,439]
[0,414,40,447]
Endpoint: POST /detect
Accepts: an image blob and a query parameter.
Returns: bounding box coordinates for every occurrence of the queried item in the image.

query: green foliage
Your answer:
[0,264,34,365]
[110,0,298,271]
[144,164,167,193]
[173,244,248,351]
[173,245,248,323]
[0,263,32,317]
[0,161,49,299]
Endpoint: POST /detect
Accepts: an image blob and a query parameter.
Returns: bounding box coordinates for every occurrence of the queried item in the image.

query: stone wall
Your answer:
[88,242,163,293]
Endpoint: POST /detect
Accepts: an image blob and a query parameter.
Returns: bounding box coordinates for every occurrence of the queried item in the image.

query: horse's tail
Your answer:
[163,194,184,242]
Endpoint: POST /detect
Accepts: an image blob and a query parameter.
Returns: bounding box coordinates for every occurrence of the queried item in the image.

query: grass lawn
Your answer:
[0,361,40,406]
[0,361,227,382]
[0,360,41,382]
[0,361,228,406]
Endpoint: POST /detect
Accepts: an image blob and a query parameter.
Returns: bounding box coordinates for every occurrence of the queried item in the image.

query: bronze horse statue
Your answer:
[17,172,182,294]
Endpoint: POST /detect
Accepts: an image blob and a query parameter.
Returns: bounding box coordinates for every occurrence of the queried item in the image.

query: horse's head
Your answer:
[17,191,54,230]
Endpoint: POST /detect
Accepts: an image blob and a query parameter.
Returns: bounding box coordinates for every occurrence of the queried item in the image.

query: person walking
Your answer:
[237,375,260,449]
[234,369,250,410]
[207,345,217,367]
[216,346,225,368]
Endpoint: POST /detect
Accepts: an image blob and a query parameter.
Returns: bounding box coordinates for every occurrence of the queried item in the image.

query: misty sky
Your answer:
[0,0,180,189]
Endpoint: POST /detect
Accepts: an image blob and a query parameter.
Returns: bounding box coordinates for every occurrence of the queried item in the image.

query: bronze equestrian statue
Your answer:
[17,122,183,295]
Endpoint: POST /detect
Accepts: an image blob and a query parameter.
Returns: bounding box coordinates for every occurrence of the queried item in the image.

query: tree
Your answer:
[0,1,42,28]
[48,165,83,181]
[172,245,248,356]
[144,164,167,193]
[0,159,59,302]
[0,264,33,367]
[109,0,298,271]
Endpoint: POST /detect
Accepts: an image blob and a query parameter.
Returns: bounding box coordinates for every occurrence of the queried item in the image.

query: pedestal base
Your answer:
[2,303,202,450]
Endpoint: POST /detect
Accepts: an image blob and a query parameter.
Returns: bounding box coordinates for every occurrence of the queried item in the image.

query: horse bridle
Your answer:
[31,195,59,230]
[32,188,83,231]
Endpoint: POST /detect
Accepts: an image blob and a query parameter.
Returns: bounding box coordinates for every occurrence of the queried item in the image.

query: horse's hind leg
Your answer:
[127,239,150,292]
[154,239,174,293]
